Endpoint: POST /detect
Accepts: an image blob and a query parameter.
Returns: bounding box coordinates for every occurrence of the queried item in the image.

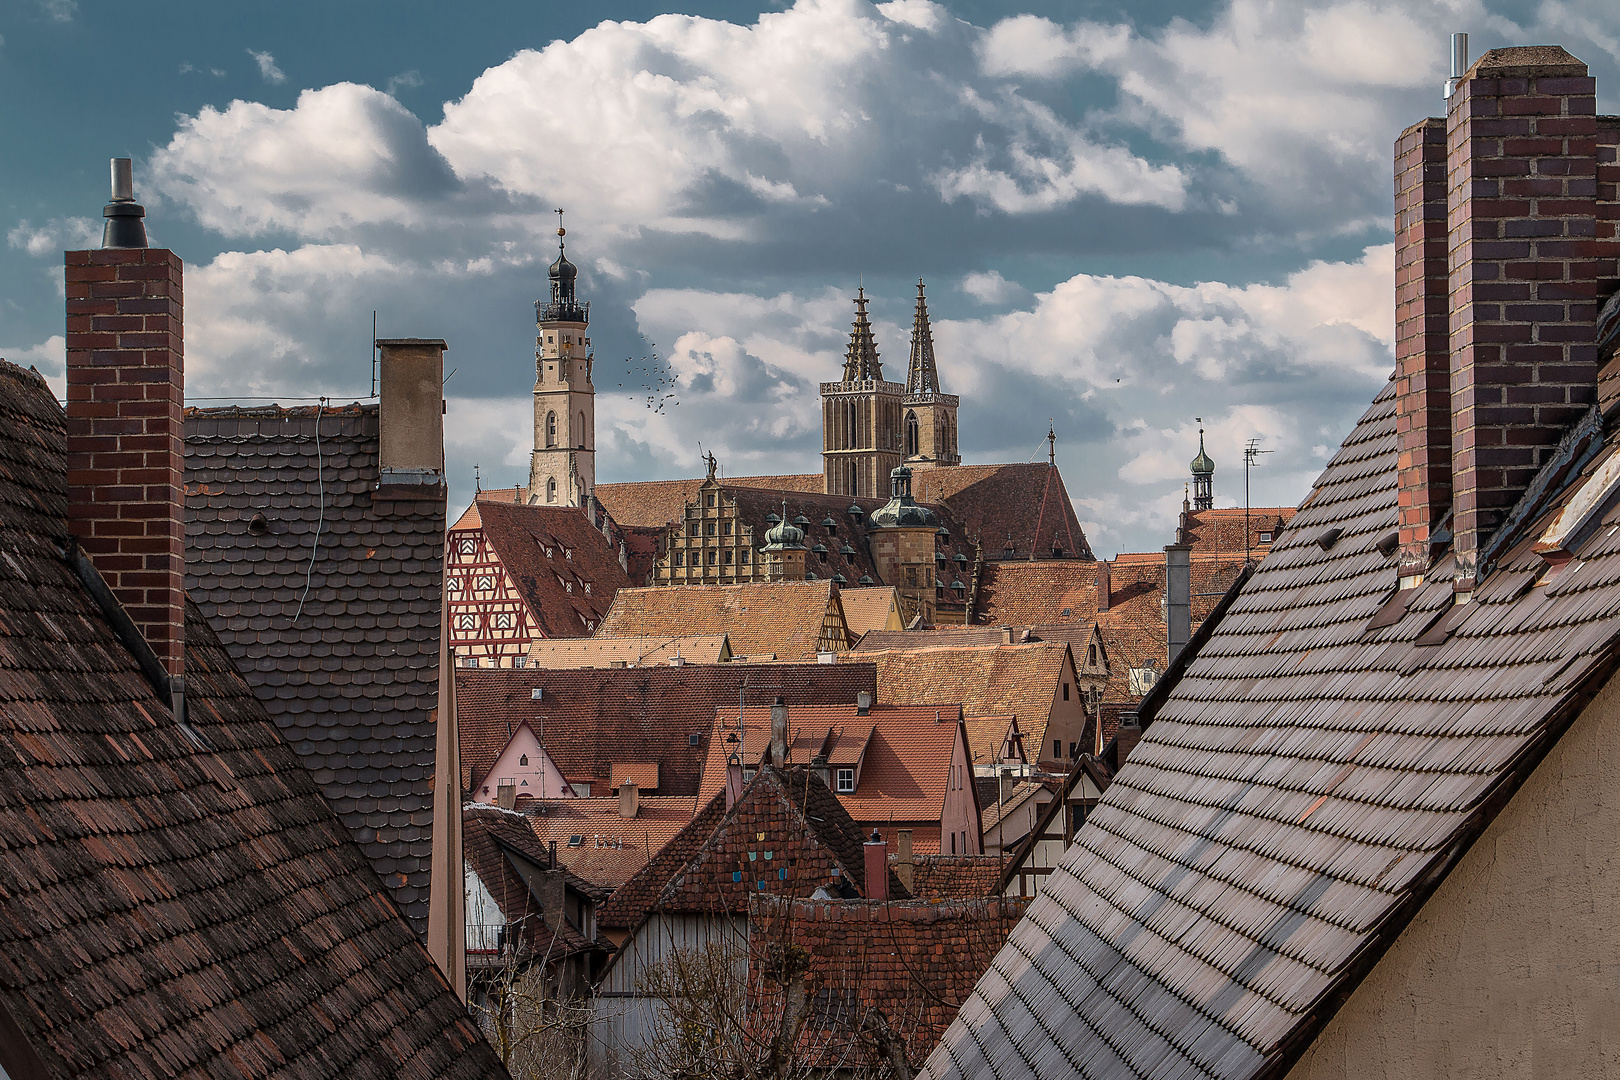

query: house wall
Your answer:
[1037,653,1091,767]
[471,726,576,802]
[940,725,982,856]
[1286,672,1620,1080]
[1002,771,1104,899]
[465,861,504,955]
[594,913,749,1077]
[447,527,541,665]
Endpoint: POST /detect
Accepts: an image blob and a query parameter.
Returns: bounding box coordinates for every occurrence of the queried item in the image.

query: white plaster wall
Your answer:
[1286,672,1620,1080]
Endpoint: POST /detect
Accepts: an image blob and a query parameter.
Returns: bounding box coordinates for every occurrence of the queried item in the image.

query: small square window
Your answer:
[689,733,702,747]
[835,768,855,793]
[1259,531,1273,543]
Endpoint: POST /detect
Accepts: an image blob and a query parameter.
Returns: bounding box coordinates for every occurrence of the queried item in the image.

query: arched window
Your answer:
[519,754,529,766]
[578,411,587,449]
[847,461,858,496]
[905,411,919,457]
[546,477,558,503]
[545,411,558,448]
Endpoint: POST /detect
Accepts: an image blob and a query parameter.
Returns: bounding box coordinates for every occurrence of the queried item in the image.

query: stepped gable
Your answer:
[599,768,903,932]
[911,462,1093,560]
[597,580,849,661]
[923,372,1620,1076]
[748,894,1029,1073]
[476,500,630,637]
[184,403,445,937]
[456,661,877,796]
[0,360,503,1080]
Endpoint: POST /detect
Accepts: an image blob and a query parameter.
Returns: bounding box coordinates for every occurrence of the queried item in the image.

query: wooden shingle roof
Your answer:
[0,360,503,1080]
[923,371,1620,1078]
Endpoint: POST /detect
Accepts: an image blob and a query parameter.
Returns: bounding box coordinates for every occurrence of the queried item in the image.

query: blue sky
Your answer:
[3,0,1617,555]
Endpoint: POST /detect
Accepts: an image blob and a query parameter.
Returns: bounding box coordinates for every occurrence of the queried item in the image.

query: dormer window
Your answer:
[1259,531,1274,543]
[836,768,855,793]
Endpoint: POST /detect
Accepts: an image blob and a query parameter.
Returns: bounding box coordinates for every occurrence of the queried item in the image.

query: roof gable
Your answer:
[473,500,630,638]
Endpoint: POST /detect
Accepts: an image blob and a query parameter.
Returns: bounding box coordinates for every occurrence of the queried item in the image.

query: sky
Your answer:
[2,0,1617,557]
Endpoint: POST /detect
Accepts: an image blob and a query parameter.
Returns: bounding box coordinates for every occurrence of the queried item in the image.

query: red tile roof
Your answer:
[1180,505,1297,556]
[474,500,631,638]
[457,662,876,796]
[599,768,900,931]
[595,474,824,528]
[903,855,1008,900]
[597,580,850,661]
[911,463,1093,559]
[747,894,1029,1071]
[838,586,902,633]
[517,796,697,891]
[525,634,730,667]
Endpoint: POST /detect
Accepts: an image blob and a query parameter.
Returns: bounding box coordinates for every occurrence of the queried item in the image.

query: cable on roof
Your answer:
[292,398,328,626]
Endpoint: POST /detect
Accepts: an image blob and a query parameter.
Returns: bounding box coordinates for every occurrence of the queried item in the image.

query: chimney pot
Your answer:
[101,157,148,249]
[618,778,639,818]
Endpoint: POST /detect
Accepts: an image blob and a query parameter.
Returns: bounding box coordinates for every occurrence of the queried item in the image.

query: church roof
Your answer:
[911,462,1094,560]
[907,278,942,398]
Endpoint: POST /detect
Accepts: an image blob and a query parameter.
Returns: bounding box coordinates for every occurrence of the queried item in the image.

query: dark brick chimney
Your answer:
[65,162,185,676]
[1446,47,1603,589]
[1394,118,1452,582]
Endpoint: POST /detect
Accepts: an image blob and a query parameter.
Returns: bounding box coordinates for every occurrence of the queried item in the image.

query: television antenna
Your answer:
[1244,438,1274,563]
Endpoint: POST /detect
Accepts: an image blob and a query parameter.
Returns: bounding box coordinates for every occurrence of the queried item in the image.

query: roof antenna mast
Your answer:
[1244,438,1274,564]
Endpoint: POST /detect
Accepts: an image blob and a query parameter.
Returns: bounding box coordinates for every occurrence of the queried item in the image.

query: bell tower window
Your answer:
[546,477,558,503]
[906,411,919,457]
[546,412,558,448]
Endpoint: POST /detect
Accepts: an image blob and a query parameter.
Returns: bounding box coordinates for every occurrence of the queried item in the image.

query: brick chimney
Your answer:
[863,830,889,901]
[1095,560,1111,612]
[769,696,789,766]
[1446,46,1603,590]
[1394,117,1453,582]
[65,159,185,677]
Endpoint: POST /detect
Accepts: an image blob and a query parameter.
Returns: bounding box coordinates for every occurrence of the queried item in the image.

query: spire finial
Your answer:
[843,286,882,382]
[1047,423,1056,467]
[907,278,939,396]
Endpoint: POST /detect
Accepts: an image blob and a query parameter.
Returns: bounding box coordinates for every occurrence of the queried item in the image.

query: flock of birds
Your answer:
[616,349,681,414]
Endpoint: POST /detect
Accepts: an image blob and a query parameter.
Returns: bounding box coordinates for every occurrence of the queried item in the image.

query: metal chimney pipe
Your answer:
[101,157,148,249]
[1444,33,1468,99]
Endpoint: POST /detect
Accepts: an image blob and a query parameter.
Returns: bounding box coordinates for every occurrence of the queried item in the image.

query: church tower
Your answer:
[1190,424,1215,511]
[528,215,595,507]
[902,279,959,469]
[821,288,904,498]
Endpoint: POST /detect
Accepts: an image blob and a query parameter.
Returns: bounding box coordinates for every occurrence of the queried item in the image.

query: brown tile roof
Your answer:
[857,641,1071,759]
[903,855,1007,899]
[611,761,660,789]
[462,804,602,961]
[747,894,1029,1071]
[696,705,968,828]
[0,360,503,1080]
[1180,505,1298,556]
[599,768,903,931]
[911,463,1093,559]
[597,580,848,661]
[184,402,446,938]
[474,500,631,638]
[961,714,1021,767]
[456,662,876,797]
[974,558,1099,626]
[927,371,1620,1076]
[977,778,1044,832]
[525,634,730,667]
[837,585,902,633]
[854,627,1009,650]
[518,796,697,891]
[594,474,823,528]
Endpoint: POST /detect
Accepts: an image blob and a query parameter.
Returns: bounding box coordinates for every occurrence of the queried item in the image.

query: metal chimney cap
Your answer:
[1444,32,1469,99]
[102,157,148,249]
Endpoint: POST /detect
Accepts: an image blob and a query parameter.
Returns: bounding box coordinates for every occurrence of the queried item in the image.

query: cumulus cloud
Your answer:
[960,269,1025,304]
[248,49,286,85]
[8,217,99,256]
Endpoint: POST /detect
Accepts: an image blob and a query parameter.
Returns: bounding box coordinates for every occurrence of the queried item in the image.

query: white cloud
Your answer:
[0,336,66,400]
[386,70,424,96]
[960,269,1024,304]
[977,15,1128,79]
[42,0,76,23]
[248,49,286,85]
[8,217,99,256]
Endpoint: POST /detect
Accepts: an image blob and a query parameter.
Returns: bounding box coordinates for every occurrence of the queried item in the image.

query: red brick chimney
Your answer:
[1095,559,1111,612]
[1446,47,1603,590]
[65,159,185,677]
[862,830,889,901]
[1393,117,1452,583]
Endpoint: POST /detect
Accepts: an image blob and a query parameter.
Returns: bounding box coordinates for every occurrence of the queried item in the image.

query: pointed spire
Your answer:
[907,278,940,396]
[842,287,883,382]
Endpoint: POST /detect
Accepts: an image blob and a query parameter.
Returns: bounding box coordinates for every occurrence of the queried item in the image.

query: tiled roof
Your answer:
[184,403,445,938]
[462,804,601,960]
[925,369,1620,1077]
[911,463,1093,559]
[974,559,1099,626]
[594,474,823,528]
[961,714,1019,767]
[611,761,660,789]
[838,585,902,633]
[904,855,1007,900]
[519,796,697,891]
[1180,505,1297,556]
[0,360,502,1080]
[855,627,1010,650]
[473,500,630,638]
[857,641,1071,758]
[457,662,876,796]
[597,580,847,661]
[525,634,730,667]
[695,704,967,827]
[748,894,1029,1071]
[978,778,1044,832]
[599,768,903,931]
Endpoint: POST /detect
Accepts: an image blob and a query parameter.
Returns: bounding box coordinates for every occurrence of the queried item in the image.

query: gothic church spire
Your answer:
[907,279,941,397]
[842,287,883,382]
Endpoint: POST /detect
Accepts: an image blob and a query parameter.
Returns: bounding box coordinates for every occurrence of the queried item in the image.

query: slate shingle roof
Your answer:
[183,404,445,939]
[748,894,1029,1071]
[473,501,630,637]
[0,359,504,1080]
[456,662,877,796]
[923,368,1620,1078]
